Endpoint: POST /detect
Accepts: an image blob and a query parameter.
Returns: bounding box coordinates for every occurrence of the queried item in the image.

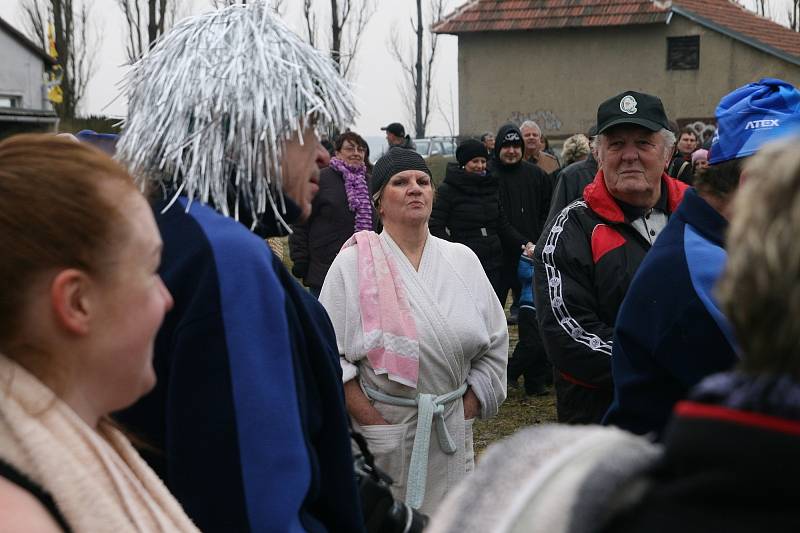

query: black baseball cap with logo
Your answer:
[596,91,670,134]
[381,122,405,137]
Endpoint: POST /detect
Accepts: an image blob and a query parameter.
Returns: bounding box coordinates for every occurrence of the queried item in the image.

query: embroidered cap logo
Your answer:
[620,95,638,115]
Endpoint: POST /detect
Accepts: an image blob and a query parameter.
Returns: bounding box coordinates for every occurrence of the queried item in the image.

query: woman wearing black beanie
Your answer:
[429,139,531,301]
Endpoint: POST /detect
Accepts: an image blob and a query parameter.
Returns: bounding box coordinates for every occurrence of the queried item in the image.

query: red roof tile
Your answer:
[433,0,800,62]
[433,0,669,33]
[673,0,800,58]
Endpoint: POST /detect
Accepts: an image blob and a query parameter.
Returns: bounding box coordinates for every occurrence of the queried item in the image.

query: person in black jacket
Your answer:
[429,139,530,301]
[547,126,599,223]
[489,124,553,316]
[290,131,377,296]
[534,91,687,424]
[546,152,599,223]
[666,127,698,185]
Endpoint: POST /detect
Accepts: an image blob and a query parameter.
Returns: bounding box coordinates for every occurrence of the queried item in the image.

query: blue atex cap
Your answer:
[709,78,800,164]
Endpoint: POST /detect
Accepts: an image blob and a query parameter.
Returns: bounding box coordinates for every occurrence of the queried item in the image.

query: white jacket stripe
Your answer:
[541,200,613,356]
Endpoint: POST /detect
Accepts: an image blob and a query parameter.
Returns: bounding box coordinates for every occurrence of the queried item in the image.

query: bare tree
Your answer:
[734,0,772,18]
[388,0,447,139]
[437,82,457,138]
[790,0,800,31]
[21,0,99,119]
[301,0,375,79]
[116,0,185,64]
[303,0,317,47]
[211,0,286,14]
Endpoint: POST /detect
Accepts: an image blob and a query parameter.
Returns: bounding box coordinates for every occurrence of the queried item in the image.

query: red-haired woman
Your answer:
[0,135,198,532]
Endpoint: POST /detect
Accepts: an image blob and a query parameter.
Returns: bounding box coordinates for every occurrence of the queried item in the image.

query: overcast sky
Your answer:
[0,0,466,137]
[1,0,795,137]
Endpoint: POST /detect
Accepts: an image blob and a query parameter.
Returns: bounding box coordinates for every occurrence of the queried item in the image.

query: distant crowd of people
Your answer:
[1,2,800,532]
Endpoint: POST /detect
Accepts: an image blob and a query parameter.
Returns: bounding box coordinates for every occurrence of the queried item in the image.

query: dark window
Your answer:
[0,95,21,108]
[667,36,700,70]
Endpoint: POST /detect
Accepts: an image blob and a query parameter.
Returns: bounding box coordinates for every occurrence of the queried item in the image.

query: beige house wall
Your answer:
[457,14,800,138]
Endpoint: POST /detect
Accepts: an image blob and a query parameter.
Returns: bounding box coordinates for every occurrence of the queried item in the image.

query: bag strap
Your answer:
[0,457,72,532]
[678,161,691,180]
[351,430,393,485]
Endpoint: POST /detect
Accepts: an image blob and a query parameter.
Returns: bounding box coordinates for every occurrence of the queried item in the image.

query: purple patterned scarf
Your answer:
[330,156,373,231]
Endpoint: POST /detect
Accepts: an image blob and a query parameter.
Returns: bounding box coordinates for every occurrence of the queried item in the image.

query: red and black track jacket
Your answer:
[533,172,687,396]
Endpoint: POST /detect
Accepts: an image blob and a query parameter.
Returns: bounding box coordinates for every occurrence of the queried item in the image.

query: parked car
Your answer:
[414,136,456,185]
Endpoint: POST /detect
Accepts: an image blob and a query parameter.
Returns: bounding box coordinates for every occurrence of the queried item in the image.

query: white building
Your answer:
[0,16,58,138]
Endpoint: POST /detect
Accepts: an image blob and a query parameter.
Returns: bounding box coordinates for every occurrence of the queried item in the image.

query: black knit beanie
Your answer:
[494,123,524,159]
[370,147,432,198]
[456,139,488,167]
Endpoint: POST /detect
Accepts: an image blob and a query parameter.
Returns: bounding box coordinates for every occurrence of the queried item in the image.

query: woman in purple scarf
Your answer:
[289,131,376,296]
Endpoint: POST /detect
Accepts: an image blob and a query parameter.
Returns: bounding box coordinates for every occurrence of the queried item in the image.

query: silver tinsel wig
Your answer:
[115,1,356,227]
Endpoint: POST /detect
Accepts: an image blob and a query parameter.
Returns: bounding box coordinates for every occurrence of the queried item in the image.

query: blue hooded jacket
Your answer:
[603,189,739,437]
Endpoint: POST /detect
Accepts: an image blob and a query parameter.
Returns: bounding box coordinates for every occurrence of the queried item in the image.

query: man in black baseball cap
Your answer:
[596,90,671,134]
[534,90,689,425]
[381,122,416,150]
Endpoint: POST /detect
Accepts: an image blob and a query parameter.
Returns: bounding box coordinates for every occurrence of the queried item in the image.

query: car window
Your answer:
[431,141,443,156]
[415,140,430,156]
[442,140,456,156]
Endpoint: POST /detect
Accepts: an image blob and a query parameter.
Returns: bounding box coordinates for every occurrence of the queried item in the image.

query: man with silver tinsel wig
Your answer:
[114,3,365,532]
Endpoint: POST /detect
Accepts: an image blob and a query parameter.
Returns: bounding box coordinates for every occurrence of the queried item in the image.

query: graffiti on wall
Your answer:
[509,110,563,132]
[678,118,717,144]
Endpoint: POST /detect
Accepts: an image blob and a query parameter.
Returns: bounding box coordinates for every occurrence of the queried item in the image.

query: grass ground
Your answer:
[472,321,557,457]
[273,236,556,457]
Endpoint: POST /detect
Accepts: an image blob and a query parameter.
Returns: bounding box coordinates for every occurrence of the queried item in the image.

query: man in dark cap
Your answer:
[534,90,688,424]
[605,78,800,438]
[489,123,552,322]
[381,122,416,150]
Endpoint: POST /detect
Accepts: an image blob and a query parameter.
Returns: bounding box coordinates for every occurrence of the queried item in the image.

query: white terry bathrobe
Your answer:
[320,231,508,515]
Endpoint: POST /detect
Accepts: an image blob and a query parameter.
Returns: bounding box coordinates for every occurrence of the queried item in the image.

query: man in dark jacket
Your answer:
[546,152,599,223]
[534,90,688,424]
[113,6,365,532]
[666,127,698,184]
[490,123,552,314]
[605,78,800,437]
[381,122,416,150]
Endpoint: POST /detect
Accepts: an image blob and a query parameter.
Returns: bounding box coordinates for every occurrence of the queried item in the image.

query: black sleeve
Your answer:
[534,211,613,388]
[288,219,310,278]
[547,171,569,223]
[429,183,452,240]
[497,198,527,249]
[537,168,554,233]
[667,156,682,179]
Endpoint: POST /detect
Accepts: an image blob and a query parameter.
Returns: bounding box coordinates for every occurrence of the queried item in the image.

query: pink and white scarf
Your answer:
[341,230,420,388]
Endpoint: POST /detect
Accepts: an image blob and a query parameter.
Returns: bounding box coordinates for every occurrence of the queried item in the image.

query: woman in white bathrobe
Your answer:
[320,148,509,515]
